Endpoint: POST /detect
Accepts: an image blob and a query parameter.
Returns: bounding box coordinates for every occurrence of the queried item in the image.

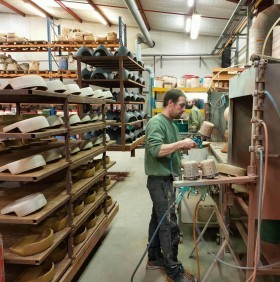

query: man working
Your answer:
[145,88,197,282]
[187,98,203,133]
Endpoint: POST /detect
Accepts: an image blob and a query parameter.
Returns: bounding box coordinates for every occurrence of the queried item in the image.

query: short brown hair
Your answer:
[163,88,185,107]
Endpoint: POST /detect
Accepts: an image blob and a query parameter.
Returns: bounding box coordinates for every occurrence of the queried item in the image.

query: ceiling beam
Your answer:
[55,0,82,23]
[86,0,111,26]
[135,0,150,31]
[0,0,25,17]
[23,0,54,18]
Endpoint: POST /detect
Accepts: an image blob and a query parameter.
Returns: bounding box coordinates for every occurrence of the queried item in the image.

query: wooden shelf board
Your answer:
[107,135,145,152]
[212,67,244,73]
[69,121,106,135]
[112,119,147,126]
[0,157,68,182]
[77,56,145,71]
[106,203,119,226]
[174,175,257,188]
[106,161,116,170]
[0,89,68,102]
[53,257,72,282]
[68,96,105,105]
[105,120,116,125]
[0,181,69,224]
[73,192,106,232]
[105,100,145,105]
[81,79,144,89]
[0,127,67,139]
[152,108,204,115]
[71,169,106,201]
[153,87,208,92]
[105,140,116,148]
[4,227,71,265]
[106,180,117,192]
[70,145,105,170]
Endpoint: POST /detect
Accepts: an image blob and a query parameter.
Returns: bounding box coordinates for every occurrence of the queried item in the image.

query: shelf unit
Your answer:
[152,87,207,117]
[211,68,244,91]
[0,89,118,281]
[76,55,146,154]
[0,42,119,79]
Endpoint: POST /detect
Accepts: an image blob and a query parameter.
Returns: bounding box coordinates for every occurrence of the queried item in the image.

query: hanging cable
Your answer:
[264,90,280,119]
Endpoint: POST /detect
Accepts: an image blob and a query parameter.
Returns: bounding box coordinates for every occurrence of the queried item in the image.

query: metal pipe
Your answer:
[249,4,280,59]
[124,0,155,48]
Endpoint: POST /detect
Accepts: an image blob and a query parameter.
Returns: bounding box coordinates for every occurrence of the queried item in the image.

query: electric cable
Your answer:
[130,209,168,282]
[264,90,280,119]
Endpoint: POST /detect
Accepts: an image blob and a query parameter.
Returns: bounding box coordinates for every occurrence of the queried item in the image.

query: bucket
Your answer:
[177,77,186,88]
[173,119,188,133]
[59,57,68,70]
[155,101,163,109]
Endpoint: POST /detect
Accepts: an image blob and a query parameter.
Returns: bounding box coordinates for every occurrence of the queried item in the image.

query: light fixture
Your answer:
[188,0,195,8]
[190,13,201,39]
[186,17,192,33]
[94,11,107,25]
[24,1,46,17]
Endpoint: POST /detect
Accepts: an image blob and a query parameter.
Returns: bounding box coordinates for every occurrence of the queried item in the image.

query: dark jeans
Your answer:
[147,176,184,279]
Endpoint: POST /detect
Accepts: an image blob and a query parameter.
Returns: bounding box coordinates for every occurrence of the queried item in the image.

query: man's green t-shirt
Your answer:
[145,113,181,177]
[189,105,203,132]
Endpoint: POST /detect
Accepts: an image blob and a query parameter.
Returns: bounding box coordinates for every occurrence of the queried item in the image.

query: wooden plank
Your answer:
[3,227,71,265]
[76,56,145,71]
[0,157,68,182]
[173,175,257,188]
[106,180,117,192]
[70,145,106,170]
[0,127,67,139]
[80,79,144,88]
[71,169,106,201]
[106,161,116,170]
[69,122,106,135]
[68,96,105,105]
[107,135,145,152]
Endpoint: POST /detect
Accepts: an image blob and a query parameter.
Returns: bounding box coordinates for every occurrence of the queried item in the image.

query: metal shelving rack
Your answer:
[76,55,146,156]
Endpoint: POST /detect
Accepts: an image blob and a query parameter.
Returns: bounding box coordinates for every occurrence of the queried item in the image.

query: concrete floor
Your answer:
[75,148,277,282]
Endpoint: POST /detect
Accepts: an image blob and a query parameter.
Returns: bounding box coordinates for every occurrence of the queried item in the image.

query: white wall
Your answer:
[0,13,221,78]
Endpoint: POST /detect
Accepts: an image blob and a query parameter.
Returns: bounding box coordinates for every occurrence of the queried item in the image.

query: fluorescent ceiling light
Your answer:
[186,17,191,33]
[25,2,46,17]
[188,0,195,7]
[190,14,201,39]
[61,2,92,11]
[94,11,107,25]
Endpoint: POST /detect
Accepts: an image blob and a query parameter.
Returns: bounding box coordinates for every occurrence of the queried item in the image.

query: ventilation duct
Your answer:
[124,0,155,48]
[249,4,280,60]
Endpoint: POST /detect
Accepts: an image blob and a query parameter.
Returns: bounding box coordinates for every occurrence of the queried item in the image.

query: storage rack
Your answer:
[76,55,146,156]
[0,42,119,79]
[211,68,244,92]
[0,89,118,281]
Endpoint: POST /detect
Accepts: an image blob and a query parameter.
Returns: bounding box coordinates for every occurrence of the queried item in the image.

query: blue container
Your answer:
[59,57,68,70]
[173,119,188,133]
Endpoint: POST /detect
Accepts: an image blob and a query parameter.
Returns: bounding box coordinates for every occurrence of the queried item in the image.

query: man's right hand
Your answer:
[179,138,197,150]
